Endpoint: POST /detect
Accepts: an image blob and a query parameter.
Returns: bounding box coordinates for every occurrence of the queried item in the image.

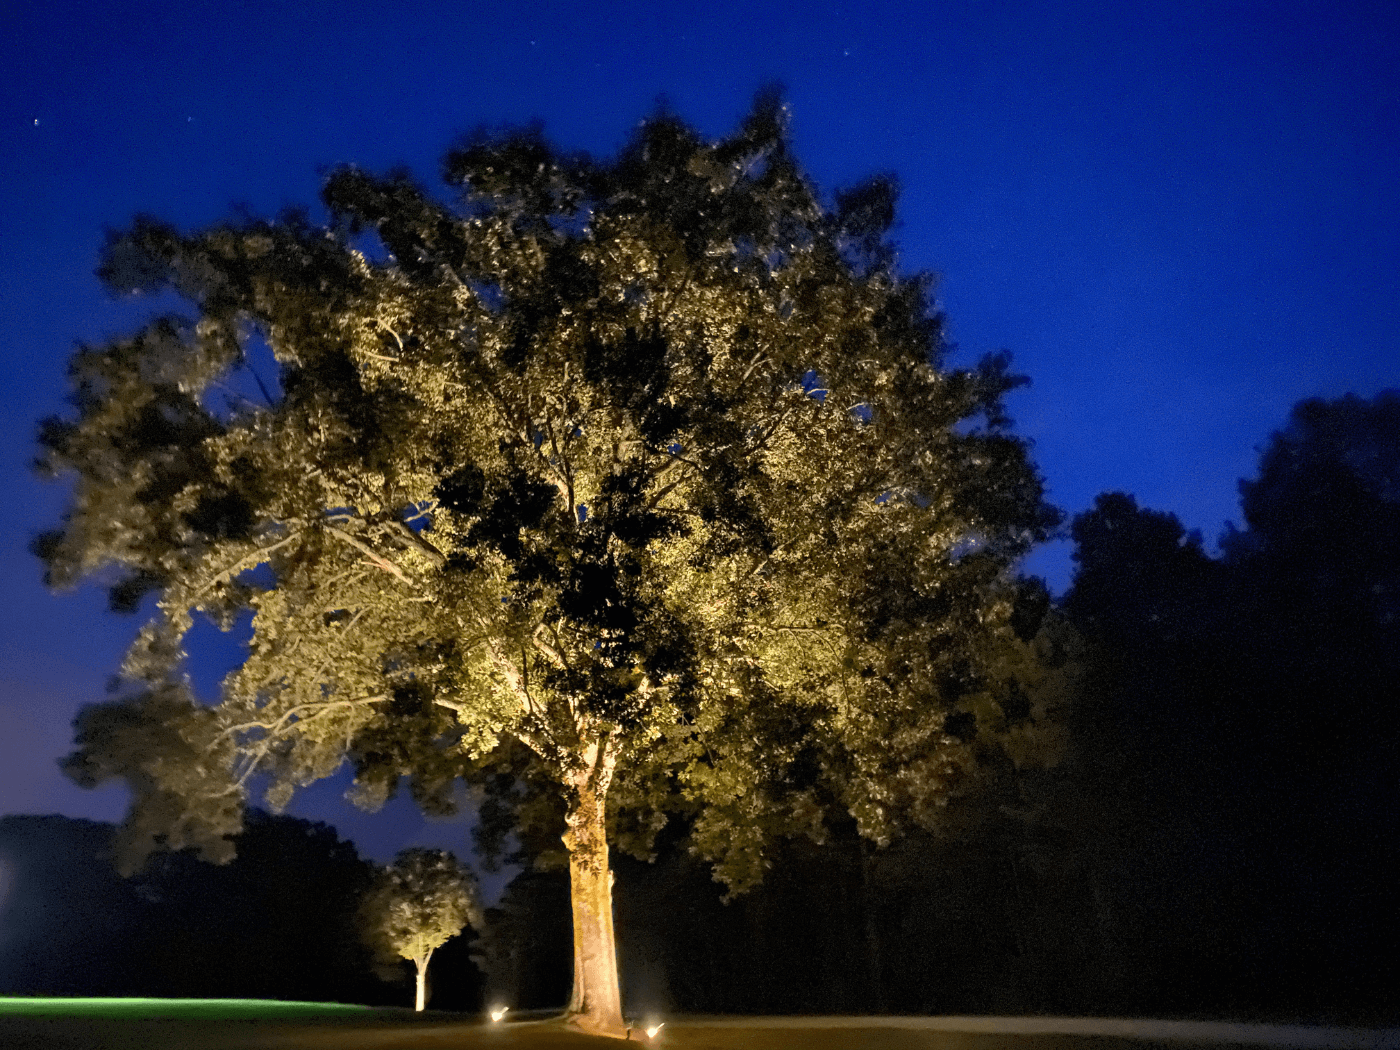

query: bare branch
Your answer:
[739,350,769,385]
[192,531,300,602]
[531,622,568,667]
[226,693,391,788]
[544,413,576,522]
[645,477,685,512]
[324,525,415,585]
[740,622,844,633]
[219,693,391,743]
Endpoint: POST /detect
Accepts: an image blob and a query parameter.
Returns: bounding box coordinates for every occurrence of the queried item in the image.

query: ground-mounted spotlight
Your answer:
[489,1006,509,1022]
[644,1021,665,1039]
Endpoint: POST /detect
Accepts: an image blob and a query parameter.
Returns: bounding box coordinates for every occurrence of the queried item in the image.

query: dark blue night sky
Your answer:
[3,0,1397,878]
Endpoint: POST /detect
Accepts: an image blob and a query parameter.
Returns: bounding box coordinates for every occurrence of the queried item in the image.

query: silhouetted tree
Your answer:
[40,92,1059,1034]
[1058,393,1400,1021]
[1217,392,1400,1018]
[0,812,394,1003]
[477,870,573,1012]
[137,809,388,1002]
[1059,494,1244,1011]
[1223,391,1400,772]
[1065,492,1233,806]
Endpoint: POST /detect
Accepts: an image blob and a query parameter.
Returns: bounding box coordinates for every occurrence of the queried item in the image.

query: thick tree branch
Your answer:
[224,693,391,788]
[324,525,416,585]
[389,520,447,567]
[191,531,300,602]
[219,693,391,743]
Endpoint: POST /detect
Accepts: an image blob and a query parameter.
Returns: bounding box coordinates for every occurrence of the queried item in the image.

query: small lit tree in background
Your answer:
[359,848,481,1011]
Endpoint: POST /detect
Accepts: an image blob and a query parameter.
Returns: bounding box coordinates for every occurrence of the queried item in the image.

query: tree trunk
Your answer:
[562,745,626,1038]
[858,837,886,1013]
[414,949,432,1012]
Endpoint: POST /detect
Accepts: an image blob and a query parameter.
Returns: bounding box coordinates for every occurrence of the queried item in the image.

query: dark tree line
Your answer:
[0,811,484,1009]
[1056,391,1399,1023]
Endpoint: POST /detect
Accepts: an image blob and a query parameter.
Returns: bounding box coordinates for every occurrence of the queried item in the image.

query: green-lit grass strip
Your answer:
[0,997,373,1019]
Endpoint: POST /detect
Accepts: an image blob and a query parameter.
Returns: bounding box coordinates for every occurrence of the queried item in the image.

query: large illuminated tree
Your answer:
[41,94,1059,1036]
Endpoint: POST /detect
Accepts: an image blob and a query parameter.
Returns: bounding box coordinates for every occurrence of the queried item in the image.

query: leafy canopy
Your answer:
[42,93,1060,886]
[359,848,481,967]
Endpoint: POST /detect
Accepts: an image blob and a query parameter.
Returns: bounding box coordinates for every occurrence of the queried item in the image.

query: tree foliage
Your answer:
[1224,391,1400,626]
[361,848,481,964]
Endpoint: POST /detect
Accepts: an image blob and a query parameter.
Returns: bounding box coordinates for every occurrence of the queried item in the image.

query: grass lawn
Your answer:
[0,997,377,1020]
[0,997,429,1048]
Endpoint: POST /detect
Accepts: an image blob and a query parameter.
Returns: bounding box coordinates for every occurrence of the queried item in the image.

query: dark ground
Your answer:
[2,1015,1397,1050]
